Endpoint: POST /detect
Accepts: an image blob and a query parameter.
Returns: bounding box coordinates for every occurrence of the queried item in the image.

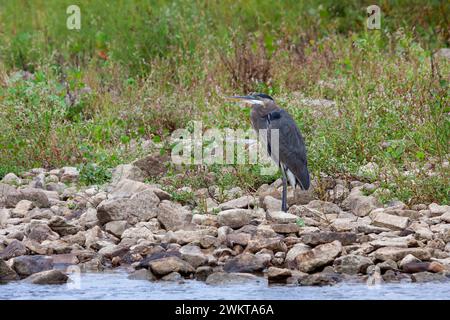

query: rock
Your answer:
[148,256,195,277]
[79,208,99,229]
[295,240,342,273]
[435,48,450,60]
[382,270,410,283]
[411,271,448,283]
[192,214,218,227]
[0,259,19,281]
[342,191,380,217]
[169,228,217,245]
[11,255,53,277]
[11,200,34,217]
[225,233,250,247]
[440,212,450,223]
[301,232,357,246]
[217,209,253,229]
[384,209,420,220]
[429,203,450,216]
[111,164,145,184]
[333,254,373,274]
[402,261,445,274]
[132,154,169,178]
[156,200,193,231]
[5,188,50,208]
[195,266,214,281]
[223,253,269,273]
[24,269,68,285]
[219,196,255,210]
[371,211,409,230]
[267,211,298,224]
[263,196,282,212]
[49,216,81,236]
[0,209,10,226]
[85,226,118,250]
[179,245,208,268]
[205,272,264,285]
[299,271,343,286]
[372,247,431,262]
[79,257,105,272]
[128,268,156,281]
[1,173,21,185]
[293,189,316,205]
[51,253,79,265]
[271,223,300,234]
[369,235,416,249]
[0,239,27,260]
[60,167,79,182]
[97,189,160,225]
[307,200,342,215]
[105,220,128,238]
[161,272,183,281]
[246,237,287,254]
[286,243,311,268]
[377,260,398,273]
[398,254,421,269]
[28,224,60,243]
[267,267,292,282]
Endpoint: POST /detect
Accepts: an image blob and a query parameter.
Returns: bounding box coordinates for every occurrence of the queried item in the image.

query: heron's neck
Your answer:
[252,102,279,118]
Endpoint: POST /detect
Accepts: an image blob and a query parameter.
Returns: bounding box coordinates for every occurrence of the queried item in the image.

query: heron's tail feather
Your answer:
[296,165,310,190]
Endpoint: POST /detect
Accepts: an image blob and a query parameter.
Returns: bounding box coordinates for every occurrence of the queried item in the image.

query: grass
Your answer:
[0,0,449,204]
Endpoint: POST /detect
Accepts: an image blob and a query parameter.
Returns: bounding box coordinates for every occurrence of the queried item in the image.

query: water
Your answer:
[1,271,449,300]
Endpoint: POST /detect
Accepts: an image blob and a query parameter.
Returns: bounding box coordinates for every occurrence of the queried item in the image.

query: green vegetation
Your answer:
[0,0,448,204]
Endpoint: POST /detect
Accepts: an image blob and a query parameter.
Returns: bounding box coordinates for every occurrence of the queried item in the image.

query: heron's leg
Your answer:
[280,166,288,212]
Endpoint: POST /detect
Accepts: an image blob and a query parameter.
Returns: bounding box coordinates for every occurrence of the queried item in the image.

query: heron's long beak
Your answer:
[226,95,264,106]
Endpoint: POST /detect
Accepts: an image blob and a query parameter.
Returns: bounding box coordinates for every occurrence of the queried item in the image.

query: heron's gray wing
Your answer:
[267,109,310,190]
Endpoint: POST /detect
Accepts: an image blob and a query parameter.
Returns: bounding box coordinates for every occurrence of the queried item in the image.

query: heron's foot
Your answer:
[281,204,288,212]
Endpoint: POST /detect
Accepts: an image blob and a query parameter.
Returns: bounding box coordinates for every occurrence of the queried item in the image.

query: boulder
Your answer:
[148,256,195,277]
[97,189,160,225]
[267,211,298,224]
[195,266,214,281]
[1,173,21,185]
[267,267,292,282]
[333,254,373,274]
[298,271,343,286]
[223,253,269,273]
[286,243,311,268]
[11,255,53,277]
[132,154,169,178]
[372,247,431,262]
[49,216,81,236]
[105,220,128,238]
[24,269,68,285]
[271,223,300,234]
[246,237,287,253]
[263,196,282,212]
[0,239,27,260]
[111,164,145,184]
[371,211,409,230]
[179,245,208,268]
[5,188,50,208]
[28,224,60,243]
[217,209,253,229]
[0,259,19,281]
[157,200,192,231]
[411,271,449,283]
[342,193,380,217]
[11,200,34,217]
[128,268,156,281]
[295,240,342,273]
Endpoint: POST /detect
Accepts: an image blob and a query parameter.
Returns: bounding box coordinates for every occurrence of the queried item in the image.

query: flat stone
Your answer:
[372,247,431,262]
[271,223,300,234]
[371,211,409,230]
[267,211,298,224]
[219,196,255,210]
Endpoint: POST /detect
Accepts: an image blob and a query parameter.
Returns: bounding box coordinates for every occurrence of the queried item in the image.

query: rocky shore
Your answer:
[1,155,449,287]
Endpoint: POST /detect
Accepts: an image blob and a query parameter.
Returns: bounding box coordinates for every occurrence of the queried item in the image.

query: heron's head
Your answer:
[227,93,274,107]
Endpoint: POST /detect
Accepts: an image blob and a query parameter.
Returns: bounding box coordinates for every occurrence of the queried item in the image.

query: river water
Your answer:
[1,271,449,300]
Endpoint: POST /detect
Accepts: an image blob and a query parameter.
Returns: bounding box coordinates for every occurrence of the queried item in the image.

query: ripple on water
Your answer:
[0,271,449,300]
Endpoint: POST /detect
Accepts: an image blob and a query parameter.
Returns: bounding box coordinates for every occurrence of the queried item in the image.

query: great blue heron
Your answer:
[228,93,310,212]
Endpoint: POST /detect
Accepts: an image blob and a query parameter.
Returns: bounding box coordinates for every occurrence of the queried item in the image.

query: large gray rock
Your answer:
[148,256,195,277]
[217,209,253,229]
[333,254,373,274]
[372,247,431,262]
[111,164,145,184]
[223,253,269,273]
[28,224,60,243]
[97,189,160,225]
[0,259,19,281]
[246,237,287,253]
[411,271,449,283]
[205,272,264,285]
[295,240,342,273]
[179,245,208,268]
[263,196,282,212]
[4,187,50,208]
[342,191,380,217]
[0,239,27,260]
[286,243,311,268]
[105,220,128,238]
[370,211,409,230]
[24,269,68,285]
[11,255,53,277]
[49,216,81,236]
[267,211,298,224]
[157,200,193,231]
